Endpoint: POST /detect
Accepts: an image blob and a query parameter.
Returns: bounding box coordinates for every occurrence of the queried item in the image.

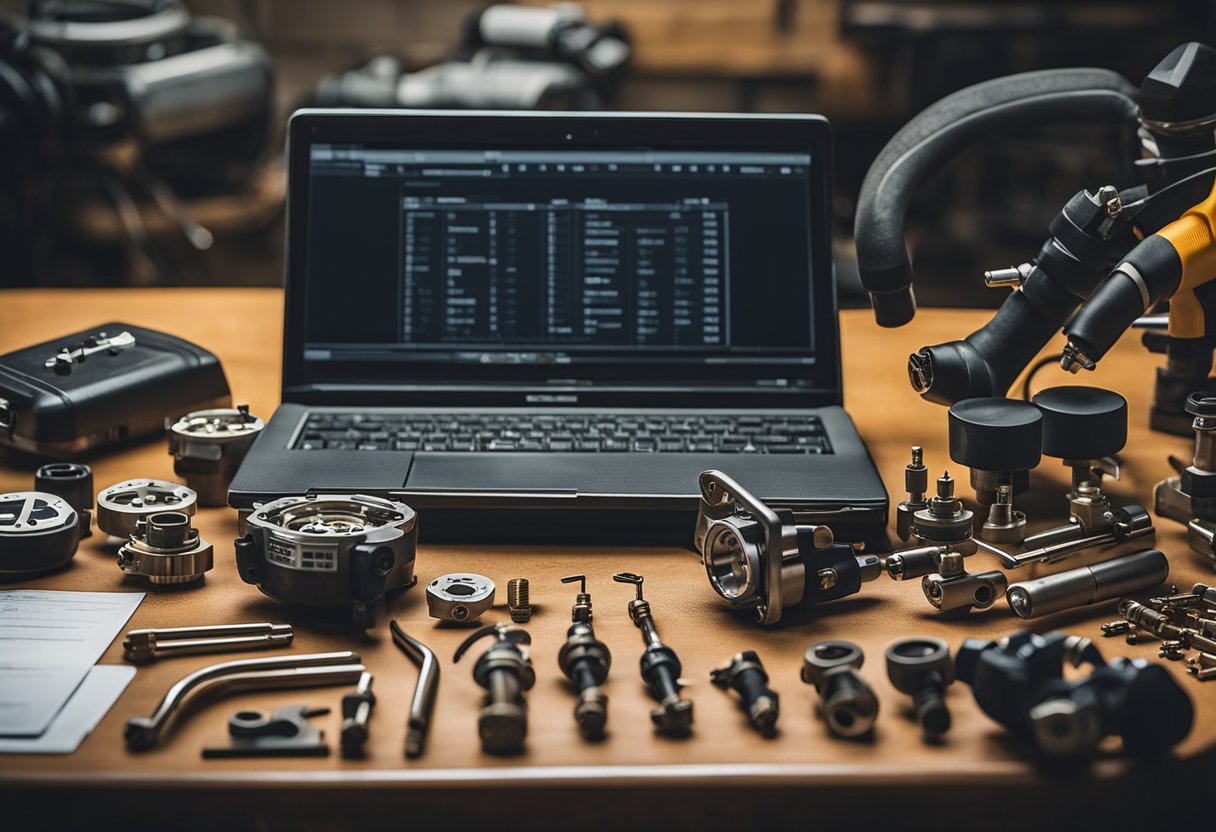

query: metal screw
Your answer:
[817,568,838,590]
[1100,620,1130,637]
[507,578,532,623]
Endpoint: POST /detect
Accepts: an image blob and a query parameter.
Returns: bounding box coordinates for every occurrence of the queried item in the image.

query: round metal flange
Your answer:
[97,479,197,539]
[117,511,213,585]
[168,407,265,444]
[702,516,764,606]
[427,573,496,623]
[168,407,266,506]
[247,493,415,538]
[0,491,81,576]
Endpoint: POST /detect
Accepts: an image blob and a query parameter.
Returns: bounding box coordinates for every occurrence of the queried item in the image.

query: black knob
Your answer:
[1140,42,1216,127]
[1185,391,1216,418]
[948,398,1042,472]
[1032,386,1127,460]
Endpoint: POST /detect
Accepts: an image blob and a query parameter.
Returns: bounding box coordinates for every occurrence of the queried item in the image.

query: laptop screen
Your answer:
[286,114,838,406]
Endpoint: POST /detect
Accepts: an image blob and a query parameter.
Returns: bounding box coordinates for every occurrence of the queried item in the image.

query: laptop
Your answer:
[229,109,889,546]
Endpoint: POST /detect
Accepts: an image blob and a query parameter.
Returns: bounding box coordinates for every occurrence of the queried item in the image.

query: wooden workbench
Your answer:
[0,289,1211,830]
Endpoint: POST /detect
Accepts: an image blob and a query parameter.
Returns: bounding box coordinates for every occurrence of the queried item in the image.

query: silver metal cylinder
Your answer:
[1005,548,1169,619]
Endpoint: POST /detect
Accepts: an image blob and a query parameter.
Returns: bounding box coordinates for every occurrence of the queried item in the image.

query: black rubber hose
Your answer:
[855,68,1139,328]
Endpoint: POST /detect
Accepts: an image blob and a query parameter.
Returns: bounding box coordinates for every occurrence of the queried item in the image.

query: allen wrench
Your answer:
[390,621,439,759]
[125,651,362,751]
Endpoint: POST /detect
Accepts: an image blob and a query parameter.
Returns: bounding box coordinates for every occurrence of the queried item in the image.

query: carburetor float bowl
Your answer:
[167,405,265,506]
[235,494,418,628]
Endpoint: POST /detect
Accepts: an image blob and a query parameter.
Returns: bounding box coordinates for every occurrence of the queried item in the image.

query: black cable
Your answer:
[1020,352,1065,401]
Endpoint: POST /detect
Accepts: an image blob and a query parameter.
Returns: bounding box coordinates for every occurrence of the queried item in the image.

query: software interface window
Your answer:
[302,146,819,388]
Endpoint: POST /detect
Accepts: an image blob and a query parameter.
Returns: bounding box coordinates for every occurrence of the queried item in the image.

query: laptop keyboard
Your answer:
[293,413,832,454]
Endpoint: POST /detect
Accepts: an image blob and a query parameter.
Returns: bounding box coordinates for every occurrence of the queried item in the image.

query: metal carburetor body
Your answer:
[235,494,418,628]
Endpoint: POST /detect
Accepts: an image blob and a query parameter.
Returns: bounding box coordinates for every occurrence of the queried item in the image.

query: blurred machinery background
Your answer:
[2,0,1215,297]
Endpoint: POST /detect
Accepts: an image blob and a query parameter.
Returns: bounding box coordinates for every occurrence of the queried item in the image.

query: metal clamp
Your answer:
[123,622,293,664]
[974,504,1154,568]
[695,469,879,626]
[202,705,330,759]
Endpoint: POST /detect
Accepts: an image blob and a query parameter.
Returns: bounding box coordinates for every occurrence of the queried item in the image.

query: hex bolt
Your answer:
[710,651,779,737]
[896,445,929,541]
[800,640,878,739]
[507,578,532,623]
[885,637,954,741]
[1100,620,1130,637]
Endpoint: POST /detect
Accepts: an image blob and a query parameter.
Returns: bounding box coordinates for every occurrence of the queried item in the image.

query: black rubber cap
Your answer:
[1185,391,1216,417]
[1140,42,1216,126]
[34,463,93,515]
[1032,386,1127,460]
[948,398,1042,472]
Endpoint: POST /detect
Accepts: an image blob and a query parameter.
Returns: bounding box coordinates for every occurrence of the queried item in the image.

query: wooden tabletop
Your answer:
[0,288,1212,829]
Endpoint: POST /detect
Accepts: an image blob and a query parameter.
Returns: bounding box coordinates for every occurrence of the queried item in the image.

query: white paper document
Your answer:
[0,665,135,753]
[0,589,144,667]
[0,589,143,739]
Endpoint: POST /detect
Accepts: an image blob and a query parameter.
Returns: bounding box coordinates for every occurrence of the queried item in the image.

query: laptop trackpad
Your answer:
[406,453,581,493]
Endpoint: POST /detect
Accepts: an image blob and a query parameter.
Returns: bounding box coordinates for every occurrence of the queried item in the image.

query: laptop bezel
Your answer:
[281,109,842,409]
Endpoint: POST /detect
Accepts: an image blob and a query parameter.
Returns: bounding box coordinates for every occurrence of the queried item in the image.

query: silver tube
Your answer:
[1005,549,1169,619]
[125,651,361,750]
[391,621,440,759]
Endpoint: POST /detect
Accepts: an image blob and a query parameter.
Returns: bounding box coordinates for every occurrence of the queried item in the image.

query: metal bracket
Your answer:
[202,705,329,758]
